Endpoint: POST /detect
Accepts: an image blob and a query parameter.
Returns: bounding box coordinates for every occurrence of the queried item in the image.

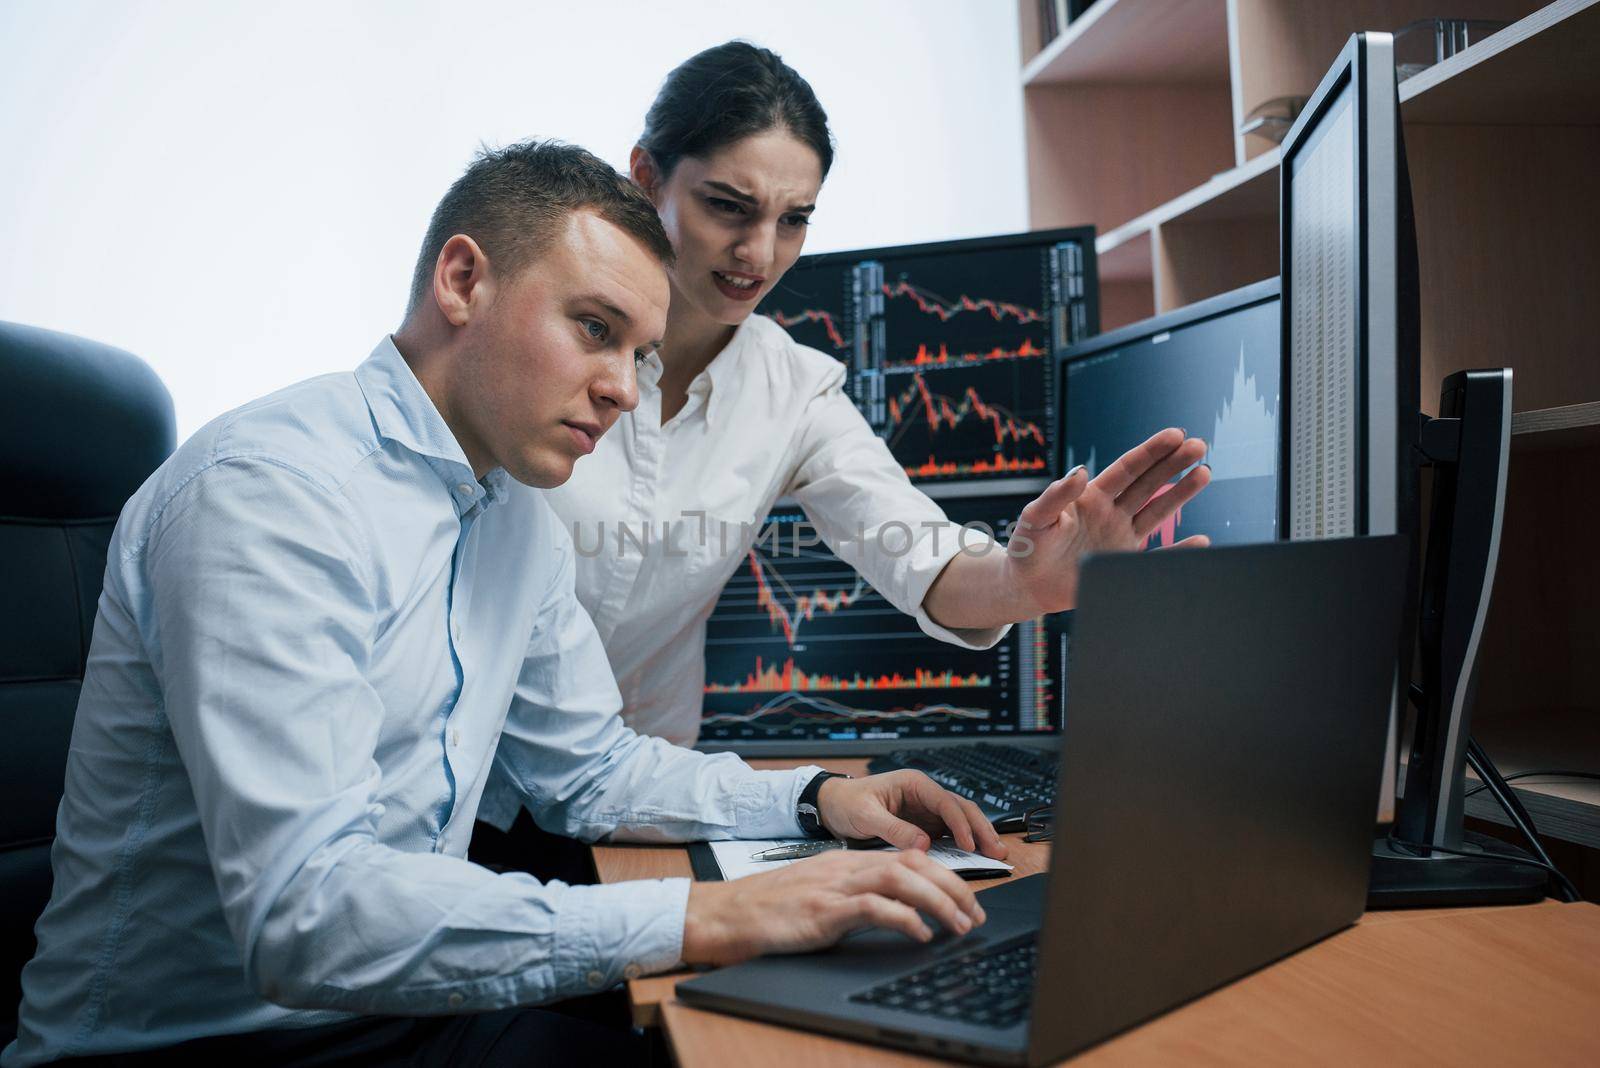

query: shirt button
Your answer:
[586,970,606,989]
[622,963,642,981]
[450,728,461,748]
[457,482,476,496]
[447,992,464,1009]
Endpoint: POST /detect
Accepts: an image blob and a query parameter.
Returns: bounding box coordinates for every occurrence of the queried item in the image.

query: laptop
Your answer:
[678,536,1407,1065]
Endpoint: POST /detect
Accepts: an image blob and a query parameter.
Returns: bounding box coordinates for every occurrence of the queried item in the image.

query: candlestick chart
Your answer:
[756,232,1097,485]
[878,249,1051,365]
[700,498,1058,745]
[1061,293,1281,548]
[883,363,1053,480]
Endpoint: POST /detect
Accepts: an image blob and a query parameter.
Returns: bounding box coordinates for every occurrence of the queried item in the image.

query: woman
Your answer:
[546,41,1209,747]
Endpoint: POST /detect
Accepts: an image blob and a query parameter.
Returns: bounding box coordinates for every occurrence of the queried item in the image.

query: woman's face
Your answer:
[639,128,824,329]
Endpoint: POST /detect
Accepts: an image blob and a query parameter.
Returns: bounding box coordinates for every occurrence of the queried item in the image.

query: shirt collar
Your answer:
[354,336,507,515]
[690,316,764,430]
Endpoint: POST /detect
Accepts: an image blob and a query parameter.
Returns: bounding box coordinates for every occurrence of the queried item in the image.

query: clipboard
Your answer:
[686,839,1012,882]
[688,841,725,882]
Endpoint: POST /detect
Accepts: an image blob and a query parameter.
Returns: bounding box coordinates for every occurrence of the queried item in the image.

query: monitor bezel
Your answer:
[1276,31,1411,541]
[1277,31,1419,829]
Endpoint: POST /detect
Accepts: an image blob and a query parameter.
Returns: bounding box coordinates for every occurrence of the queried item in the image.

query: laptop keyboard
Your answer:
[867,743,1056,820]
[849,935,1037,1029]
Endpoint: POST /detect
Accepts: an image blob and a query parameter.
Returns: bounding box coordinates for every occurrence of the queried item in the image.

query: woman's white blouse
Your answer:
[544,314,1007,747]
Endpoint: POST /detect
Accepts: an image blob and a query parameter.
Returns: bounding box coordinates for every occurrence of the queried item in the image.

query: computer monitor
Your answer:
[1281,35,1539,905]
[696,493,1060,756]
[1279,32,1419,835]
[757,228,1098,493]
[1280,34,1420,541]
[1057,278,1281,549]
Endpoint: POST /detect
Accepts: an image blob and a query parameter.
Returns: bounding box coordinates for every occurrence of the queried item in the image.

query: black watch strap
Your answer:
[797,771,848,838]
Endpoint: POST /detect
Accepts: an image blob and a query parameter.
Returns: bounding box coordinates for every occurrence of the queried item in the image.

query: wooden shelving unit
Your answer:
[1018,0,1600,866]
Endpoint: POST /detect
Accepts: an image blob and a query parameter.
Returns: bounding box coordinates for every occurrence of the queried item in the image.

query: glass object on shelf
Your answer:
[1035,0,1099,53]
[1037,0,1063,50]
[1393,18,1510,81]
[1238,95,1307,146]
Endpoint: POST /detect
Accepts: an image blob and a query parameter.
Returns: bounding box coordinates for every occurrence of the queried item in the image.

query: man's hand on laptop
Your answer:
[681,847,988,966]
[679,770,1004,967]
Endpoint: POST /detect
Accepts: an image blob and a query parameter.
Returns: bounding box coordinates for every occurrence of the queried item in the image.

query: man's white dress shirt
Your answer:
[4,339,819,1066]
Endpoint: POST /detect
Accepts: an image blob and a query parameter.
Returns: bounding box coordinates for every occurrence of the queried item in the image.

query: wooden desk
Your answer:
[661,902,1600,1065]
[591,760,1600,1062]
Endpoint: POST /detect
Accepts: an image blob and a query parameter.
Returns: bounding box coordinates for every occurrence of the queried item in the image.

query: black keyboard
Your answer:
[867,743,1056,828]
[850,935,1037,1028]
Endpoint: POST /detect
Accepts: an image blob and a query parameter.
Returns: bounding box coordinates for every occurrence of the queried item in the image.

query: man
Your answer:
[3,142,1001,1067]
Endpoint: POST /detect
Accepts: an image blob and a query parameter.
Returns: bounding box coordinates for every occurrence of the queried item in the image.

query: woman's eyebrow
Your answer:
[702,179,816,214]
[702,180,758,205]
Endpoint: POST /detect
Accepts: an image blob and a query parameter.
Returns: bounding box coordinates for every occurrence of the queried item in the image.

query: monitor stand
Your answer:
[1371,830,1544,906]
[1366,369,1547,908]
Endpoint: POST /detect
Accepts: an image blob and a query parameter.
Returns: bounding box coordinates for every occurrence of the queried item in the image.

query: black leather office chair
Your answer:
[0,321,174,1043]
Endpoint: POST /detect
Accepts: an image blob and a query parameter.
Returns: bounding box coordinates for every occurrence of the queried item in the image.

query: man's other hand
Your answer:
[816,770,1007,859]
[681,847,988,966]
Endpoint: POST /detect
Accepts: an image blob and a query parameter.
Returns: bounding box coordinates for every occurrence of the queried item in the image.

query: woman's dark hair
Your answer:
[638,41,834,182]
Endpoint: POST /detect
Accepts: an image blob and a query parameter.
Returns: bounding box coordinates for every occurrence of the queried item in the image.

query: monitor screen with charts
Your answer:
[696,493,1059,755]
[1058,279,1282,548]
[757,228,1098,493]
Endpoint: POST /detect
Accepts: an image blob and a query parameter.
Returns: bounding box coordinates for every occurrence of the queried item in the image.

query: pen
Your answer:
[751,840,848,862]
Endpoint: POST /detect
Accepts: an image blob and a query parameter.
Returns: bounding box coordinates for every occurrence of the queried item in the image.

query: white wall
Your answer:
[0,1,1026,439]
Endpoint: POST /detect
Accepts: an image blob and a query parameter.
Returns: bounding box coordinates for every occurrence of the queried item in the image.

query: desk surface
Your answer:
[591,759,1600,1064]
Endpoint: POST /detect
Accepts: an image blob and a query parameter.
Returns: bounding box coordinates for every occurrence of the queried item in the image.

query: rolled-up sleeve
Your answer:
[145,458,722,1014]
[786,384,1009,650]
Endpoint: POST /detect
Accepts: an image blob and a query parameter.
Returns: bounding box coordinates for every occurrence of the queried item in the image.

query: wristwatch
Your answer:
[797,771,849,839]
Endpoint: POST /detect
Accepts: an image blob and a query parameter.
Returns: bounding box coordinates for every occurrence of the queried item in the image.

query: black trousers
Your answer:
[467,810,598,887]
[53,1005,645,1066]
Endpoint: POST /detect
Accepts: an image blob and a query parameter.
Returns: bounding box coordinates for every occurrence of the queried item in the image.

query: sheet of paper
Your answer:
[707,838,1013,882]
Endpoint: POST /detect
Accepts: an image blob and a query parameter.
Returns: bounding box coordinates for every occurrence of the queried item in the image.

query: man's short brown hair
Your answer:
[406,139,673,317]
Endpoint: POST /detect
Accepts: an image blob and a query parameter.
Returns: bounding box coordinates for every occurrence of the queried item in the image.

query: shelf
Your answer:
[1511,402,1600,452]
[1015,1,1599,872]
[1097,230,1156,332]
[1095,1,1599,264]
[1400,0,1600,125]
[1467,708,1600,850]
[1096,229,1150,283]
[1079,0,1600,322]
[1228,0,1548,161]
[1022,0,1229,86]
[1024,83,1235,239]
[1095,147,1277,269]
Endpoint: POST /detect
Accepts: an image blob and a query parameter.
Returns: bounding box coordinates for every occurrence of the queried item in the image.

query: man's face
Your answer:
[456,210,669,488]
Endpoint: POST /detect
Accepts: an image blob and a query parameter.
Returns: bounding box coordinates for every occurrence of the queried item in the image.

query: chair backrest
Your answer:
[0,321,174,1031]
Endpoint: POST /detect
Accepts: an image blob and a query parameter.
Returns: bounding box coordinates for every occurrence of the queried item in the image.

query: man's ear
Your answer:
[433,234,491,327]
[629,146,663,203]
